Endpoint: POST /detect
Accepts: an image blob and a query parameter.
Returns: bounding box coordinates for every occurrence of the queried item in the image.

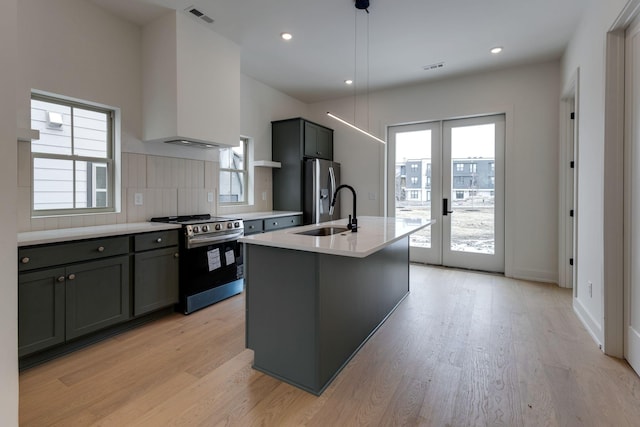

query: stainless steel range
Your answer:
[150,214,244,314]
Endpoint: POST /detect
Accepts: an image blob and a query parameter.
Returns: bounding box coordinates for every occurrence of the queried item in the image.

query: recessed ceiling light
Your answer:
[281,32,293,41]
[344,79,353,85]
[490,47,503,54]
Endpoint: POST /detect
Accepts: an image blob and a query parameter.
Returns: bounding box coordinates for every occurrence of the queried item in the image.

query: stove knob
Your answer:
[215,223,222,231]
[202,225,209,232]
[227,222,233,229]
[234,222,240,228]
[193,226,199,233]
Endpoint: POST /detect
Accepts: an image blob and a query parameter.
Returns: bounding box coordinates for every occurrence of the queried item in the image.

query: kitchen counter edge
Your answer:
[18,222,182,247]
[239,216,434,258]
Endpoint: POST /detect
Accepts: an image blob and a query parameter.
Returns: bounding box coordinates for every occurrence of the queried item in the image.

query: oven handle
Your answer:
[186,230,244,249]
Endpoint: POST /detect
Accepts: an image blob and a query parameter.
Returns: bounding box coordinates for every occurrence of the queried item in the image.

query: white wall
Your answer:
[1,0,19,423]
[308,61,561,282]
[561,0,630,350]
[15,0,309,231]
[218,75,309,215]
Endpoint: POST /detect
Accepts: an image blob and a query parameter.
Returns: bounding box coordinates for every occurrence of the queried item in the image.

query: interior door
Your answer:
[442,115,505,272]
[388,115,504,272]
[625,15,640,376]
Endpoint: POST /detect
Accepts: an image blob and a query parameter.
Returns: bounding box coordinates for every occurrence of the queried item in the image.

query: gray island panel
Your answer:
[245,236,409,394]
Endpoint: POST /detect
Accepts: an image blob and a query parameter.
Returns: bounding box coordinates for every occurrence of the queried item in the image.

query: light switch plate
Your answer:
[134,193,143,206]
[207,192,214,203]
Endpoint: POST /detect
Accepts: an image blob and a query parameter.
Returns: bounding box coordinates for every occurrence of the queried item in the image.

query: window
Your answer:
[470,163,477,173]
[456,191,465,199]
[30,93,115,214]
[411,163,418,171]
[410,190,419,199]
[456,163,464,172]
[411,176,418,184]
[219,138,248,204]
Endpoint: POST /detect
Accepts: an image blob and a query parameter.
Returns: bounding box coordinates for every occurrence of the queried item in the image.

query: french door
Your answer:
[387,114,505,273]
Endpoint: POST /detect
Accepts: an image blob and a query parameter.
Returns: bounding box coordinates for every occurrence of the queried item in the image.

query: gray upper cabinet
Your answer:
[303,121,333,160]
[272,118,334,212]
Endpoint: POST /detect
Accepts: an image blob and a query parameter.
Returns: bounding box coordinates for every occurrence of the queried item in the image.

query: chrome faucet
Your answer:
[330,184,357,232]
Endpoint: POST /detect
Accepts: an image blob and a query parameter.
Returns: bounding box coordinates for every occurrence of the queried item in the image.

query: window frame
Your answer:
[219,137,249,205]
[30,92,117,216]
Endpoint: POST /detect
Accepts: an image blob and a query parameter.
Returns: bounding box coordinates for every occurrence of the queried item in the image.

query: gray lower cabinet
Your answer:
[18,230,180,360]
[65,256,130,340]
[133,230,179,316]
[18,268,65,357]
[18,254,130,356]
[134,247,179,316]
[263,215,302,231]
[244,215,302,236]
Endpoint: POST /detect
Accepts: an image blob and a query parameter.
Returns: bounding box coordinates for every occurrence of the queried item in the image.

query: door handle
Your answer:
[443,198,454,216]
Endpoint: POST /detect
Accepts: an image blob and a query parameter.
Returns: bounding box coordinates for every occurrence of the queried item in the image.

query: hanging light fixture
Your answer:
[327,0,385,144]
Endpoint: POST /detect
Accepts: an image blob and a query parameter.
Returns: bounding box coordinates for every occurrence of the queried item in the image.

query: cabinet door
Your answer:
[304,121,333,160]
[304,121,319,158]
[18,268,66,357]
[315,126,333,160]
[134,247,179,316]
[66,256,130,340]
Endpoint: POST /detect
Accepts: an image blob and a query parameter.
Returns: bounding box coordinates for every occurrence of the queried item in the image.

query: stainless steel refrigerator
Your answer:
[304,158,341,224]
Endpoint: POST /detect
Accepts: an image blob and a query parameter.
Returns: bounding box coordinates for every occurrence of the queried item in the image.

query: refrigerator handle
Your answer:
[329,166,336,203]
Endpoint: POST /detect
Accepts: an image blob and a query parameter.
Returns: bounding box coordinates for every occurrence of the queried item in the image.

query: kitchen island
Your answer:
[240,216,433,394]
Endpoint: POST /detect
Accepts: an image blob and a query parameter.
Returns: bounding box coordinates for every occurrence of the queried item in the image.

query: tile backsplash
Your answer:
[17,144,273,232]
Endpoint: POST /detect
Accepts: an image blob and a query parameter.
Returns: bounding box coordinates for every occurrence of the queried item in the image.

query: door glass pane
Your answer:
[395,130,432,248]
[450,124,495,254]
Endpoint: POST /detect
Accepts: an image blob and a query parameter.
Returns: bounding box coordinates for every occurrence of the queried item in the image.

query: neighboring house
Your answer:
[396,158,494,203]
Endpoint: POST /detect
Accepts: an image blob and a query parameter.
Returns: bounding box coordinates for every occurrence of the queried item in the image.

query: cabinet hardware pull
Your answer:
[97,246,105,252]
[274,222,278,226]
[57,276,65,283]
[21,257,30,264]
[156,238,162,243]
[174,253,179,258]
[68,274,76,280]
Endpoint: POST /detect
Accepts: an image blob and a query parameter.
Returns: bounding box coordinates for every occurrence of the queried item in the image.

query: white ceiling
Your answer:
[90,0,588,103]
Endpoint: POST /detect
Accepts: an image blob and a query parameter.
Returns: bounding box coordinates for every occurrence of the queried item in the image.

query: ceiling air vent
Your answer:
[422,62,445,71]
[184,6,214,25]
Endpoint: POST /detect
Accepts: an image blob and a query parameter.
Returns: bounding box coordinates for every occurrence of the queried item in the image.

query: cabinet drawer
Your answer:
[264,215,302,231]
[134,230,179,252]
[19,236,130,272]
[244,220,264,235]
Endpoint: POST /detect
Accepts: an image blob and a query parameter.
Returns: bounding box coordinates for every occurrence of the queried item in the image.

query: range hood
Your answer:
[142,10,240,148]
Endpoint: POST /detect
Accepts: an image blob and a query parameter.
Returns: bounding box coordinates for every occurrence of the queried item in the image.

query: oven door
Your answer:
[179,239,243,306]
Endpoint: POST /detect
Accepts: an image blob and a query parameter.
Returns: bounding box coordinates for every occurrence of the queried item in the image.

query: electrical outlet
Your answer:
[134,193,143,206]
[588,281,593,298]
[207,192,214,203]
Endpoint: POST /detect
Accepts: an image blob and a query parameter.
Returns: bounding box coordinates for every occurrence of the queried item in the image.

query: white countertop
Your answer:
[220,211,302,221]
[239,216,434,258]
[18,222,182,247]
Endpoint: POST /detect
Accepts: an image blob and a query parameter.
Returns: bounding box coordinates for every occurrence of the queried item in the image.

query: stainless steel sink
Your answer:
[294,226,349,236]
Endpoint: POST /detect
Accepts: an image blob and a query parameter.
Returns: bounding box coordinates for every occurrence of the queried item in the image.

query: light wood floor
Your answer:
[19,265,640,426]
